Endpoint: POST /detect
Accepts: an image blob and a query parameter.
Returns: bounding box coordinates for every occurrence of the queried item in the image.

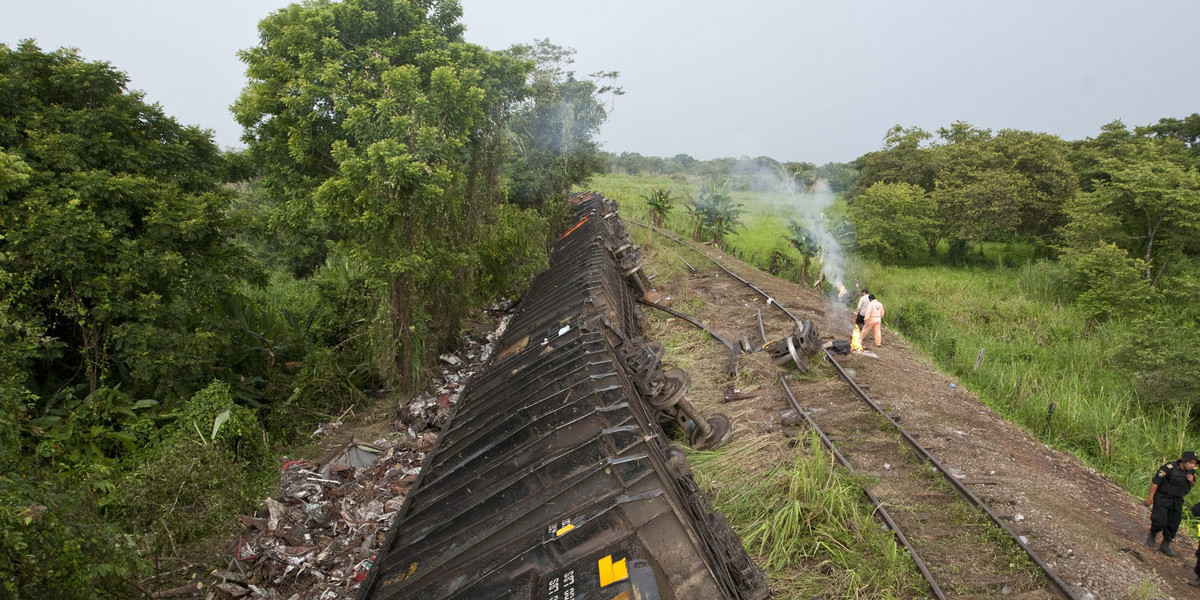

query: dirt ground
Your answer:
[640,238,1198,600]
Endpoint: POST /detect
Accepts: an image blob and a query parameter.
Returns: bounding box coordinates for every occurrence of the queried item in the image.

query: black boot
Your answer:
[1159,539,1176,557]
[1145,531,1156,547]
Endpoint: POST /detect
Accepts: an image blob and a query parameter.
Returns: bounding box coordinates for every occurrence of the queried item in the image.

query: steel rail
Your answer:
[821,349,1080,600]
[778,376,947,600]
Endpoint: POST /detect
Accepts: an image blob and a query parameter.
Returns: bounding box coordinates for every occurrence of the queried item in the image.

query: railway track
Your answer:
[630,214,1082,599]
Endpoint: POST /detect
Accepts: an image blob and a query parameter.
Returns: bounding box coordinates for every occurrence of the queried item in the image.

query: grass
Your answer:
[593,171,1200,545]
[591,173,811,279]
[687,432,929,599]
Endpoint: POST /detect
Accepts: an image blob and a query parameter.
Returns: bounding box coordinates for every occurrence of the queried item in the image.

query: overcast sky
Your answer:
[4,1,1199,164]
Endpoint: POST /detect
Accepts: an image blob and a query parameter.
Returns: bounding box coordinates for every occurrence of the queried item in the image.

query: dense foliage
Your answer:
[0,40,253,598]
[0,1,612,595]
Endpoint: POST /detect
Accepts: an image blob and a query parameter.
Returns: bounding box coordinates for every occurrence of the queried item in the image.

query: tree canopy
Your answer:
[0,40,255,598]
[234,0,560,388]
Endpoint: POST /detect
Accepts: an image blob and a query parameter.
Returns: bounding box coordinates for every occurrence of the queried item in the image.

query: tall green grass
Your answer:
[687,432,927,599]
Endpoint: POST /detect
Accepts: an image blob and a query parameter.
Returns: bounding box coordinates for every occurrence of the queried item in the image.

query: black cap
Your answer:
[1182,450,1198,463]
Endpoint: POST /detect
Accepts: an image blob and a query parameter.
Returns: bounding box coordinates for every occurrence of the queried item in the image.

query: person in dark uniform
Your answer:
[1144,450,1197,556]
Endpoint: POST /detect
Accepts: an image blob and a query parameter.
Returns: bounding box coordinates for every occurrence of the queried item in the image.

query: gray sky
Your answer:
[4,1,1199,164]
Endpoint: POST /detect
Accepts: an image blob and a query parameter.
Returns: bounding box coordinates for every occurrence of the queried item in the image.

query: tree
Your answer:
[931,125,1075,255]
[784,221,818,283]
[643,188,675,227]
[1139,113,1200,155]
[850,125,937,198]
[816,161,858,193]
[686,179,744,249]
[1068,120,1138,194]
[504,39,613,213]
[0,40,253,598]
[846,182,934,264]
[234,0,548,389]
[1061,138,1200,286]
[0,40,249,410]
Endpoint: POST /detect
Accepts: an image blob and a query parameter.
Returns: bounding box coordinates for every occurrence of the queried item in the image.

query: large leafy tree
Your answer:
[0,41,253,598]
[503,39,612,214]
[1061,138,1200,286]
[0,41,248,416]
[1139,113,1200,156]
[850,125,938,197]
[234,0,548,388]
[931,124,1075,255]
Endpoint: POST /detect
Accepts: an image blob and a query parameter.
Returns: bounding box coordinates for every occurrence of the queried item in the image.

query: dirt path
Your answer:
[639,238,1198,600]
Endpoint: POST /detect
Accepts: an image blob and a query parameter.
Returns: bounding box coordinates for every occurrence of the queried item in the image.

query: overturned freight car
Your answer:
[356,193,769,600]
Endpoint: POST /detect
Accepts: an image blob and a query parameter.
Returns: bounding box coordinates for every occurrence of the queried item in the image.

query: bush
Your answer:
[1113,313,1200,410]
[1062,243,1157,322]
[897,299,938,338]
[264,346,365,440]
[110,382,273,559]
[0,470,139,600]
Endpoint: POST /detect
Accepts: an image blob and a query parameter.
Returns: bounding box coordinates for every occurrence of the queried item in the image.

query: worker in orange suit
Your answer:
[863,294,885,348]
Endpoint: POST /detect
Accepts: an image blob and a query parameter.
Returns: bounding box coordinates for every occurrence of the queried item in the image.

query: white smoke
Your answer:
[714,158,850,295]
[787,178,845,295]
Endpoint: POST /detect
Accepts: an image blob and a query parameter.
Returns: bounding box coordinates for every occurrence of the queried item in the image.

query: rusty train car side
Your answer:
[356,193,768,600]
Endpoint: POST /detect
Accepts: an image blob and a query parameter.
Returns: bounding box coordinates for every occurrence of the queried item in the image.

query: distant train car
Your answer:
[357,193,768,600]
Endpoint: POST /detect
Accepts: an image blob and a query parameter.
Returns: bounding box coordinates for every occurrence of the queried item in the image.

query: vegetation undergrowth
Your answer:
[687,432,927,599]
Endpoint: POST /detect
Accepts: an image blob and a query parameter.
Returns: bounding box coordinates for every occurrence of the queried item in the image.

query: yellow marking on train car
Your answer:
[555,523,576,536]
[598,555,628,587]
[380,561,419,587]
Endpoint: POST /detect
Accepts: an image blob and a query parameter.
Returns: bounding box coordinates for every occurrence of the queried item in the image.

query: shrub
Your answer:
[110,382,272,559]
[0,470,139,600]
[897,299,938,338]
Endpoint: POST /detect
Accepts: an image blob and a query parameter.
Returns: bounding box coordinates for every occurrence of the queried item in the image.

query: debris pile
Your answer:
[216,438,428,600]
[201,309,510,600]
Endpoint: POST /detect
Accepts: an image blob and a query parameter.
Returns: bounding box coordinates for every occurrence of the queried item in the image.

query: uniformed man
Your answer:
[1144,450,1198,556]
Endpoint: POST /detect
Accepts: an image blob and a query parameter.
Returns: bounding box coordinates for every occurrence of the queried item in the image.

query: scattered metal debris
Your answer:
[210,307,512,600]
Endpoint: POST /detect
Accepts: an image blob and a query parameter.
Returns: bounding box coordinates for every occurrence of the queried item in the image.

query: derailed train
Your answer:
[357,193,770,599]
